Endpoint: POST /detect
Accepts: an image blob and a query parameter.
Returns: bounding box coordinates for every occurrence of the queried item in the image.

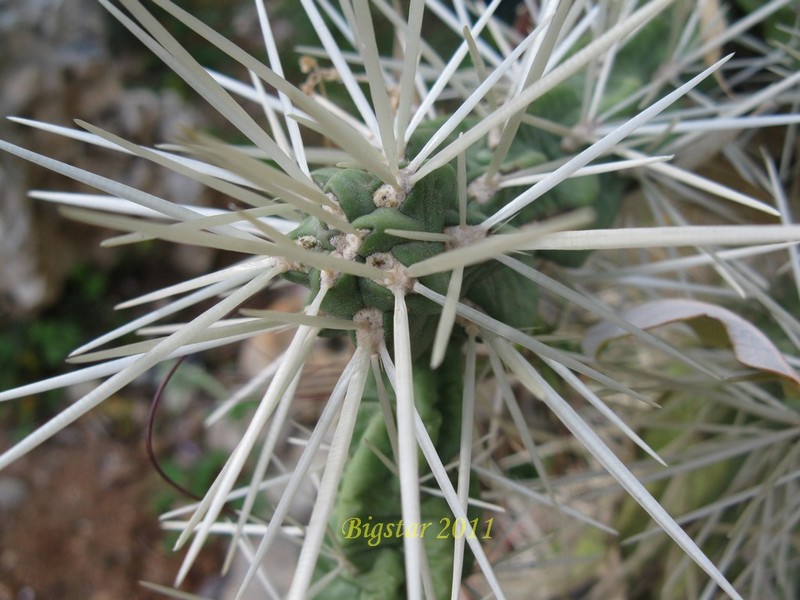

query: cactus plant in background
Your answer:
[2,0,800,598]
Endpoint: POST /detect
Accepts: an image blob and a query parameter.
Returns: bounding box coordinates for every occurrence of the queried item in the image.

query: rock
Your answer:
[0,0,209,315]
[0,476,29,512]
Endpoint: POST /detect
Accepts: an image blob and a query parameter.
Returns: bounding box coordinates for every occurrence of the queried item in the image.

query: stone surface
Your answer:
[0,0,207,315]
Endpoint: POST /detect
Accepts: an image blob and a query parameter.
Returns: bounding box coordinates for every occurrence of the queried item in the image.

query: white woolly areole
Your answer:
[322,230,367,289]
[366,252,415,295]
[396,169,413,195]
[323,192,346,218]
[373,183,405,208]
[297,235,320,250]
[353,307,384,351]
[331,230,366,262]
[467,173,499,204]
[320,269,339,290]
[444,224,488,250]
[278,253,309,275]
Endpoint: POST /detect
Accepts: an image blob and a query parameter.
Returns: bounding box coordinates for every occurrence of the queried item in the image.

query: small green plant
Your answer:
[2,1,800,598]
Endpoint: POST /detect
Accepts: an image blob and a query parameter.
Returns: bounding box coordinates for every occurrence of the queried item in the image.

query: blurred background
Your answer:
[0,1,305,597]
[1,1,796,598]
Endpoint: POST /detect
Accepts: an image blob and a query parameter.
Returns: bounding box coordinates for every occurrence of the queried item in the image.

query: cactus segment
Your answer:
[287,162,475,355]
[319,343,475,600]
[289,13,680,598]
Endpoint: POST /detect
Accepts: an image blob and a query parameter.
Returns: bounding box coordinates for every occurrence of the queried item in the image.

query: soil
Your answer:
[0,413,224,599]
